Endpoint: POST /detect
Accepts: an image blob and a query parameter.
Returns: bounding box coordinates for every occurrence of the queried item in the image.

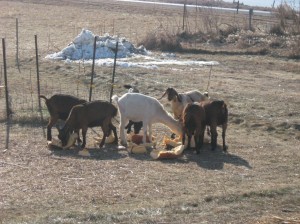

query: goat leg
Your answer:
[125,121,132,134]
[148,124,152,143]
[99,135,106,148]
[187,134,192,150]
[109,123,118,144]
[47,117,58,141]
[195,134,200,154]
[196,127,205,154]
[120,117,128,146]
[75,129,82,144]
[206,126,211,137]
[182,131,186,148]
[80,128,87,149]
[99,118,111,148]
[222,123,228,152]
[47,126,52,141]
[210,124,218,151]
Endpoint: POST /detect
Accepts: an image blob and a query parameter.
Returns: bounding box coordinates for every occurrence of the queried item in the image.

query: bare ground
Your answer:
[0,1,300,223]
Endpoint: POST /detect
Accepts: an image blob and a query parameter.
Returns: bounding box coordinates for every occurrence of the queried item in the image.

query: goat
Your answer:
[182,103,206,154]
[39,94,86,141]
[123,84,139,93]
[112,93,182,146]
[123,84,143,134]
[158,87,209,120]
[58,100,118,149]
[200,100,228,151]
[124,120,143,134]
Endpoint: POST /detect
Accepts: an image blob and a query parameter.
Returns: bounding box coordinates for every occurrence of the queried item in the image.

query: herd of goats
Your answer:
[40,85,228,154]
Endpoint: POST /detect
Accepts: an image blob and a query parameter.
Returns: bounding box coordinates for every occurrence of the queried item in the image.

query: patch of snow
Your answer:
[46,29,148,60]
[46,29,219,69]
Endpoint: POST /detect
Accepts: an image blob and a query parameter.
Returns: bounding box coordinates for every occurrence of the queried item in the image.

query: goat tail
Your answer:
[112,106,118,118]
[222,102,228,123]
[39,95,48,101]
[183,111,192,126]
[111,95,119,105]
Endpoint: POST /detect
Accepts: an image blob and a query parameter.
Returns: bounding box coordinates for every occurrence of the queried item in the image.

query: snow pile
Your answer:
[46,29,219,69]
[46,29,148,60]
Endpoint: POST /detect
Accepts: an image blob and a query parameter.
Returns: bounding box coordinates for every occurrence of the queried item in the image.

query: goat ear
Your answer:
[177,93,182,102]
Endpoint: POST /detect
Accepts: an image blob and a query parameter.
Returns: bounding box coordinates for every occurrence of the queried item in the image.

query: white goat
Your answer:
[112,93,182,146]
[158,87,209,120]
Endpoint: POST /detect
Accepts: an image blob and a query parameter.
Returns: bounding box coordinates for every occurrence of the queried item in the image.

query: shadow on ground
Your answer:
[47,143,127,161]
[47,141,251,170]
[184,143,252,170]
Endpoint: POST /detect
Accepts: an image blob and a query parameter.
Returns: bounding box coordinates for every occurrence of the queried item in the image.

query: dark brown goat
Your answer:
[124,120,143,134]
[182,103,206,154]
[39,94,86,141]
[123,84,143,134]
[200,100,228,151]
[58,100,118,149]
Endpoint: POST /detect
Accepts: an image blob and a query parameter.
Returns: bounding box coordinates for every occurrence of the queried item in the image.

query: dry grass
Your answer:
[0,1,300,224]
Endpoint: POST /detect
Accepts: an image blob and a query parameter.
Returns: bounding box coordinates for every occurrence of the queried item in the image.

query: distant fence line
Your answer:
[1,34,120,149]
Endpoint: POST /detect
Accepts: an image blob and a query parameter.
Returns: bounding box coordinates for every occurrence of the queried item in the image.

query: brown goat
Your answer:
[182,103,206,154]
[200,100,228,151]
[58,100,118,149]
[39,94,86,141]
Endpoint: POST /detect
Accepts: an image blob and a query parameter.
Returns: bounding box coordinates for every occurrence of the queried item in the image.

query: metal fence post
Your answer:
[35,35,41,109]
[89,36,97,102]
[2,38,10,149]
[249,9,254,31]
[109,41,118,103]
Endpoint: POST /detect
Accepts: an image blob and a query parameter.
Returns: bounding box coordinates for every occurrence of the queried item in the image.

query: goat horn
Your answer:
[157,90,168,100]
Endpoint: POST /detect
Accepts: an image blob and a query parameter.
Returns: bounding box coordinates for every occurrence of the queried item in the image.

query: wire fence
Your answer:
[0,1,287,149]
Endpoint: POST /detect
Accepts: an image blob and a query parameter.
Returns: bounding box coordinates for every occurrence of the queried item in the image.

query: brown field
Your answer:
[0,1,300,223]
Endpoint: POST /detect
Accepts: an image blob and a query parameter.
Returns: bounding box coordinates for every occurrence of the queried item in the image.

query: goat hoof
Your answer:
[223,146,228,152]
[120,141,128,147]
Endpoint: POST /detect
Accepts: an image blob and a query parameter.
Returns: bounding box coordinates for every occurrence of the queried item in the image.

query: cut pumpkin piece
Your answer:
[162,136,182,148]
[78,148,90,157]
[62,133,78,149]
[47,133,78,150]
[150,145,184,159]
[127,142,147,154]
[130,134,156,145]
